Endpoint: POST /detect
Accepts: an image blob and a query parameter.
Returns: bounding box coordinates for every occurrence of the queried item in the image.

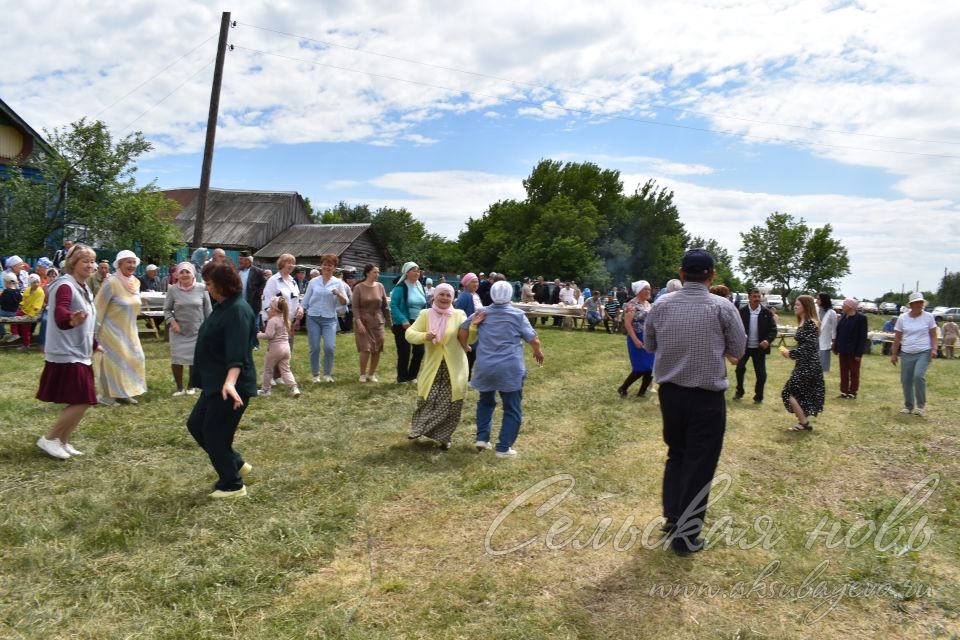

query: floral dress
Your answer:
[781,319,825,416]
[624,298,655,373]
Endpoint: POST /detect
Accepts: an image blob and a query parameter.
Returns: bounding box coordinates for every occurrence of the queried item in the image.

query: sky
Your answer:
[4,0,959,298]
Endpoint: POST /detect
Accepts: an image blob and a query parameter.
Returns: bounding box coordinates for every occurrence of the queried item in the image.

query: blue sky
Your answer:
[4,0,959,298]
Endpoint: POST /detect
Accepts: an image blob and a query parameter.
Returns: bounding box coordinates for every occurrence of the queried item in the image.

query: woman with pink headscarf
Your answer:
[404,283,471,450]
[163,261,212,395]
[454,272,483,377]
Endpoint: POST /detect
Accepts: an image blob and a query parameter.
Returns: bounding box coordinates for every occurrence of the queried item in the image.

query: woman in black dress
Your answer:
[780,295,824,431]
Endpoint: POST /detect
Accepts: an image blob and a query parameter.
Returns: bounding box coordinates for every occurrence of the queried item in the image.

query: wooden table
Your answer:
[511,302,585,329]
[139,292,166,339]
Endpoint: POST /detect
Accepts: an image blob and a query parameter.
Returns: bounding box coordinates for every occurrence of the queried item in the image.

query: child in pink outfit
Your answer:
[258,297,300,397]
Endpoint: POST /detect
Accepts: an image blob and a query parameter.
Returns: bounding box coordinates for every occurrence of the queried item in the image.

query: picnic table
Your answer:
[139,292,166,339]
[511,302,585,329]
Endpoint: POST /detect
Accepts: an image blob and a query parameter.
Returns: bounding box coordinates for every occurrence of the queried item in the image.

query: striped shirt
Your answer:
[644,282,746,391]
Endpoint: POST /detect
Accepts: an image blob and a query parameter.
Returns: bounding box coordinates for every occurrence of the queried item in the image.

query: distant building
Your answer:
[0,97,52,177]
[255,223,393,271]
[164,188,393,270]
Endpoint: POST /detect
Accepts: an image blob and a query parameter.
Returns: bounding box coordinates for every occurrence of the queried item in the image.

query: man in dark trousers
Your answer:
[238,251,266,346]
[644,249,746,556]
[734,287,778,403]
[532,275,550,325]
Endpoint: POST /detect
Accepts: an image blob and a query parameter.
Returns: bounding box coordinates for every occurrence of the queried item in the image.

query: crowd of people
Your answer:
[12,243,946,547]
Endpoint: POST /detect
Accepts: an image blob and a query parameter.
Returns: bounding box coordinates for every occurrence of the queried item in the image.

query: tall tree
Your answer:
[602,180,688,287]
[688,236,743,290]
[738,212,850,301]
[0,118,181,259]
[938,271,960,306]
[370,206,427,267]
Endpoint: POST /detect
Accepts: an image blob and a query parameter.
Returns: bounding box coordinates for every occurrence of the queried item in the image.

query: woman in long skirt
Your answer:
[95,250,147,405]
[404,284,469,450]
[164,262,212,395]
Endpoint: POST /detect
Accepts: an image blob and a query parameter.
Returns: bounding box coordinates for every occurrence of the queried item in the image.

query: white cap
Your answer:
[146,264,158,272]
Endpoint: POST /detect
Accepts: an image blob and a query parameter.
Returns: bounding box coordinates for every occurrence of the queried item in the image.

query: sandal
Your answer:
[788,422,812,432]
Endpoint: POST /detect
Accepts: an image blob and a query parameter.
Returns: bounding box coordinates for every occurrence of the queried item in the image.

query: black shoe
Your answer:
[753,397,763,404]
[733,392,744,400]
[660,519,677,533]
[617,387,627,398]
[439,442,452,451]
[671,537,705,557]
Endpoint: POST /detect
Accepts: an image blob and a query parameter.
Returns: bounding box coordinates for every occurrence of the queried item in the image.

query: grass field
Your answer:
[1,319,958,639]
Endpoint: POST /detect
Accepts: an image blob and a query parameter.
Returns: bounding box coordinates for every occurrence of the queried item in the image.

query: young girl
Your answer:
[258,296,300,397]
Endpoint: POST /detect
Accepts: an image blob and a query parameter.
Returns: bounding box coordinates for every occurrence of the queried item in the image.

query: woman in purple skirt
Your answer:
[35,244,100,460]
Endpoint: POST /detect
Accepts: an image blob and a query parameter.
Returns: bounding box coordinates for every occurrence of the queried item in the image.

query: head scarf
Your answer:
[491,280,513,304]
[461,272,478,287]
[632,280,650,296]
[4,255,23,269]
[36,257,53,269]
[400,261,419,279]
[427,283,456,343]
[175,261,196,291]
[28,273,41,285]
[425,278,434,286]
[843,297,858,312]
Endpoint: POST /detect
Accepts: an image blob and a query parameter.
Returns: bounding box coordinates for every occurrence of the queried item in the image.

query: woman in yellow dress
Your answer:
[95,250,147,405]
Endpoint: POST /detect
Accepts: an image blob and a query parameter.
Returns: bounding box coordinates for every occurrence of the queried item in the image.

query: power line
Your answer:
[230,45,960,160]
[117,60,214,134]
[95,33,216,118]
[236,21,960,148]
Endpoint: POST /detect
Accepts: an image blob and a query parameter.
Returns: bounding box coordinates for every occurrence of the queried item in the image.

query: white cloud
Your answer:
[325,179,362,189]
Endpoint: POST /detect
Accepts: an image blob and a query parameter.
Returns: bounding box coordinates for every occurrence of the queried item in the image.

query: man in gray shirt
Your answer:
[644,248,746,556]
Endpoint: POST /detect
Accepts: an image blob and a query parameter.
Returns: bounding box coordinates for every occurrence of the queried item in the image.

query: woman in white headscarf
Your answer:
[461,280,544,458]
[404,283,470,449]
[390,261,427,383]
[617,279,655,397]
[94,249,147,405]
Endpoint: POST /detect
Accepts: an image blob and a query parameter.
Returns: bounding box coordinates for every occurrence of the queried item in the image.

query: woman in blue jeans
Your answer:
[301,253,348,383]
[891,291,938,416]
[459,281,544,458]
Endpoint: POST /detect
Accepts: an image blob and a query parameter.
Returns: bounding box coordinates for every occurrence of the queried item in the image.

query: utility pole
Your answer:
[192,11,232,251]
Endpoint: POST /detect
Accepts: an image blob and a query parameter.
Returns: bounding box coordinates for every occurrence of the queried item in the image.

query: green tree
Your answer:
[315,201,372,224]
[0,118,181,260]
[371,206,427,267]
[603,180,688,287]
[688,236,743,291]
[937,271,960,306]
[738,212,850,301]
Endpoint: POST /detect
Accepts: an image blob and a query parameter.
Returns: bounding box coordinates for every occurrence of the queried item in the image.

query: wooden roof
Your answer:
[254,223,392,263]
[169,188,312,249]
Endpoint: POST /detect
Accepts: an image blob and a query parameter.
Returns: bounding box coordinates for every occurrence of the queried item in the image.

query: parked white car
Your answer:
[765,294,784,309]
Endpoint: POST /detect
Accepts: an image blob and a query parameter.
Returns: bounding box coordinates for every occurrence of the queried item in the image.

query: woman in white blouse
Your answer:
[260,253,304,384]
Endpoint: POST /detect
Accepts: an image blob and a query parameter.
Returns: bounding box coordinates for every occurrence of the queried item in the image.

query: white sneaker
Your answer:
[312,376,322,384]
[323,375,334,383]
[257,389,271,396]
[62,442,84,456]
[474,441,493,452]
[186,388,196,395]
[359,374,367,383]
[271,378,280,386]
[901,407,912,415]
[495,448,519,458]
[914,407,925,417]
[37,436,70,460]
[172,390,186,397]
[209,486,247,499]
[97,395,117,406]
[291,386,301,398]
[368,374,379,383]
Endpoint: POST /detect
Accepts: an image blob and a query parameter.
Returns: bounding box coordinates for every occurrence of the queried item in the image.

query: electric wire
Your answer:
[95,33,217,118]
[230,45,960,160]
[117,60,214,134]
[235,21,960,148]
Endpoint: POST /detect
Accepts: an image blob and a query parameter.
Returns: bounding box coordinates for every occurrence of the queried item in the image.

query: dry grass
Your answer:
[0,324,957,639]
